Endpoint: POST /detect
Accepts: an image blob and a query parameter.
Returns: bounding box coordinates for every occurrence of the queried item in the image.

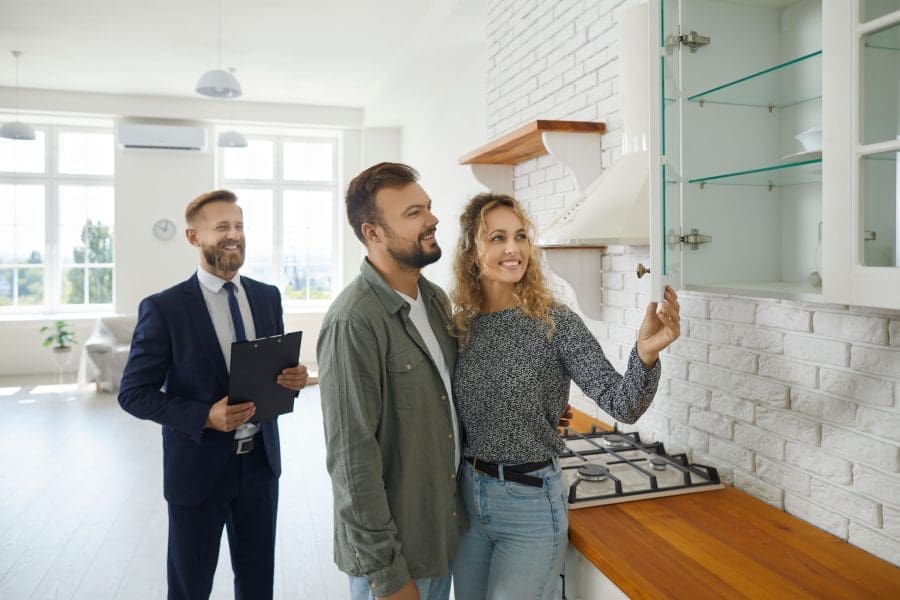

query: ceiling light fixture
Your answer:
[1,50,36,141]
[217,67,247,148]
[195,0,242,98]
[218,130,248,148]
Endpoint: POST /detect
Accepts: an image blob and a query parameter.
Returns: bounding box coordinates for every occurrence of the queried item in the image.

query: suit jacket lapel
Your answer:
[183,274,229,391]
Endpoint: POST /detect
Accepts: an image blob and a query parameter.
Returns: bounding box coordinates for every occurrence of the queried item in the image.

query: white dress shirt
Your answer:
[196,268,260,439]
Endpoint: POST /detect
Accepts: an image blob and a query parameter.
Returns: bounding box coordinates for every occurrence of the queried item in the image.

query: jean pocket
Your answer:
[505,478,550,498]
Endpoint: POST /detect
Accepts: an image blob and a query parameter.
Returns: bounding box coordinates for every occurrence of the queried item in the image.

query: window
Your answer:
[0,121,115,313]
[218,130,340,308]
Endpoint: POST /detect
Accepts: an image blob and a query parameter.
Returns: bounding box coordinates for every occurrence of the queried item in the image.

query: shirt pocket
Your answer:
[386,349,428,409]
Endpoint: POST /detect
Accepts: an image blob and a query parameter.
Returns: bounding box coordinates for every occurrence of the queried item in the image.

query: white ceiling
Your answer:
[0,0,484,109]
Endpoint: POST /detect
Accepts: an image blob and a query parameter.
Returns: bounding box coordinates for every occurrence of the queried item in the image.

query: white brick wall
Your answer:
[486,0,900,566]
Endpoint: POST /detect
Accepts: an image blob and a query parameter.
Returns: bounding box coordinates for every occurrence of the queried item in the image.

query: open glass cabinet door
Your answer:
[649,0,684,302]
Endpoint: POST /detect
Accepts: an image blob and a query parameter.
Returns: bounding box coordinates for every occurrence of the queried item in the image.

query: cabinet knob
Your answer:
[636,263,650,279]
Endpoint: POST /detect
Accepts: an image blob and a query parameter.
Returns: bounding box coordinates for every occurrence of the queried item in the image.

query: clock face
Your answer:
[153,218,177,241]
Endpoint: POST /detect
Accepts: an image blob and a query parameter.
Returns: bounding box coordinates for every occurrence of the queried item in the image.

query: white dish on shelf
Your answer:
[795,126,822,151]
[781,149,822,162]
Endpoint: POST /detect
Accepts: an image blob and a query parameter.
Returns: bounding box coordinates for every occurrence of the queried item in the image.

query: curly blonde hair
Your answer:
[451,193,556,349]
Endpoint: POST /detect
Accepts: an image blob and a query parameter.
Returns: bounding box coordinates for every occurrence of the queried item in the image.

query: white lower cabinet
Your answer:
[562,545,629,600]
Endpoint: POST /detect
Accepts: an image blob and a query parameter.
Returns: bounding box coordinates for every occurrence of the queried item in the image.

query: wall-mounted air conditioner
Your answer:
[117,121,207,151]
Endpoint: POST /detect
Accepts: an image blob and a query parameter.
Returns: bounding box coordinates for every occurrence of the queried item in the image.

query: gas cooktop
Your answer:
[559,425,724,508]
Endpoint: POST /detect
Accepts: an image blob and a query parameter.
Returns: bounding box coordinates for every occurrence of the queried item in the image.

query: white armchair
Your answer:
[83,316,136,392]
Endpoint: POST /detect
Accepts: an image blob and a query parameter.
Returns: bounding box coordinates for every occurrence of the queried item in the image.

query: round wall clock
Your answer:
[153,218,177,241]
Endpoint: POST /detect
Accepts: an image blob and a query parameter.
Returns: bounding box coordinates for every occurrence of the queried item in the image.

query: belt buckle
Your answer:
[235,437,254,455]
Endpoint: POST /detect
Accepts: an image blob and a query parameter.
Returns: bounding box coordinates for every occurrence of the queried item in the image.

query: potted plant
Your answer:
[41,320,77,352]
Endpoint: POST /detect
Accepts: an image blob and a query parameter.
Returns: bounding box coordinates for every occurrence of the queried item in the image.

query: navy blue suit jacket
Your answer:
[119,273,285,506]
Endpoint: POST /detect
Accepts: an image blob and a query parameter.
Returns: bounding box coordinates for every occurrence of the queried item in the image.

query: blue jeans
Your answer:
[452,459,568,600]
[348,570,452,600]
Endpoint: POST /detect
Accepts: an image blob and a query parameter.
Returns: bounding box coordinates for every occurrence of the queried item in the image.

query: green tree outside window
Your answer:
[63,219,113,304]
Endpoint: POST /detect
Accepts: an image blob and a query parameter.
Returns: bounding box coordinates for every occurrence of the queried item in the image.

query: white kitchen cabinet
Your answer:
[648,0,826,303]
[648,0,900,310]
[824,1,900,309]
[562,545,628,600]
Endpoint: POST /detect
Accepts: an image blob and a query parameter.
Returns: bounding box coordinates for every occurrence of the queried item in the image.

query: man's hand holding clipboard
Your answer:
[227,331,305,422]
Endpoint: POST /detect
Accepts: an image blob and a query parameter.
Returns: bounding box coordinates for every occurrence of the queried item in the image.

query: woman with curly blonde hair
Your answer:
[450,192,681,600]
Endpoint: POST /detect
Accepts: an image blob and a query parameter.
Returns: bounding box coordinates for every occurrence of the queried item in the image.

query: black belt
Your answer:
[233,433,261,455]
[466,456,552,488]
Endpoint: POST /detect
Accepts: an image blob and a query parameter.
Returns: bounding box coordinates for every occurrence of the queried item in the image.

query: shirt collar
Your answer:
[196,267,242,295]
[360,258,436,315]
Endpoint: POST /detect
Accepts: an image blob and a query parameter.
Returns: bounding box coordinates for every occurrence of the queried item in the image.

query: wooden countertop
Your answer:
[565,411,900,599]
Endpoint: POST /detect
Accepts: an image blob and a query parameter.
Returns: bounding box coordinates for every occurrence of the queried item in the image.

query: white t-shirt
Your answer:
[396,287,461,471]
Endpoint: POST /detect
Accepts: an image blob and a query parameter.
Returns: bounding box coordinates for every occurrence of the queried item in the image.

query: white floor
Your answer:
[0,375,346,599]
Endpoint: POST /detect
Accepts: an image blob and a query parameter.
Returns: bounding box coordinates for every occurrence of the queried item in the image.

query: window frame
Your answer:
[216,129,342,311]
[0,122,116,315]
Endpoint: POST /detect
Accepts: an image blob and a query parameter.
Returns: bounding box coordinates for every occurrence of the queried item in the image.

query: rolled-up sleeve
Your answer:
[317,316,409,596]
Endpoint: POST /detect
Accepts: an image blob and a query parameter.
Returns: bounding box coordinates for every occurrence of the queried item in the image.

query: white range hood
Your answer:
[538,1,650,247]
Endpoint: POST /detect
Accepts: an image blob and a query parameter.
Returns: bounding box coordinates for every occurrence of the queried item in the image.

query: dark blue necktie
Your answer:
[223,281,247,342]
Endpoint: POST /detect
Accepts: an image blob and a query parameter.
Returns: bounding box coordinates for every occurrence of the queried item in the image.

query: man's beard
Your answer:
[202,241,245,273]
[382,224,441,269]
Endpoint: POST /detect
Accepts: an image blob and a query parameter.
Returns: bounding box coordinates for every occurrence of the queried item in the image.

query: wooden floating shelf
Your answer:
[459,119,607,165]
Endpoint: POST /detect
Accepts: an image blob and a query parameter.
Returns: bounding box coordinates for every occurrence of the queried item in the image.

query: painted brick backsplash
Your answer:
[734,470,783,508]
[786,494,850,539]
[813,312,890,345]
[783,334,850,367]
[710,392,755,422]
[856,407,900,443]
[757,355,818,388]
[789,388,857,427]
[810,480,882,527]
[884,506,900,538]
[756,304,812,333]
[818,367,894,407]
[854,465,900,507]
[851,346,900,378]
[708,299,756,323]
[785,442,853,484]
[756,456,811,496]
[486,0,900,564]
[733,423,786,461]
[708,345,758,374]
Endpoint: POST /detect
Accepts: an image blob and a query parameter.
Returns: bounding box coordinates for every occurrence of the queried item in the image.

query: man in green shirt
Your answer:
[317,162,462,600]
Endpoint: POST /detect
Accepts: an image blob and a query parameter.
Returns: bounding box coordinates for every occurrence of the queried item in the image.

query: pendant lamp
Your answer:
[217,67,247,148]
[1,51,36,141]
[196,0,242,98]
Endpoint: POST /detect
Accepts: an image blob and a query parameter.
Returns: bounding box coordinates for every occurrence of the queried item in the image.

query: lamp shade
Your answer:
[218,130,248,148]
[196,69,242,98]
[0,120,36,140]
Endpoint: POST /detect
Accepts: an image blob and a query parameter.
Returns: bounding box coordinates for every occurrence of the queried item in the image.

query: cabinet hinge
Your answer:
[669,228,712,250]
[678,31,711,53]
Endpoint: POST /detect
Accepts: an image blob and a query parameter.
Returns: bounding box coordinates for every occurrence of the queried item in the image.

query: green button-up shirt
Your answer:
[317,259,462,597]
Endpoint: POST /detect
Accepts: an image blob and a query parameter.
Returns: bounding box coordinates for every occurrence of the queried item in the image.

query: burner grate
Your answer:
[559,425,723,507]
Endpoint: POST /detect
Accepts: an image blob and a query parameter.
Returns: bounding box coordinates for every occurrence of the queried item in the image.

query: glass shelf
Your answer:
[688,157,822,188]
[688,51,822,109]
[688,281,822,302]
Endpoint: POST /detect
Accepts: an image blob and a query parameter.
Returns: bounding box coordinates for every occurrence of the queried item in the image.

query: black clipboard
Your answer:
[228,331,302,421]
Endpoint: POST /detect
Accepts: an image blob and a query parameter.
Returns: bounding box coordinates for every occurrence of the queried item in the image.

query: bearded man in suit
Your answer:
[119,189,308,600]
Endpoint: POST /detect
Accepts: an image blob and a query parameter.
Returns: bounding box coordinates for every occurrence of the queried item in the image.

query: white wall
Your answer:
[115,127,214,313]
[485,0,900,566]
[365,0,488,290]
